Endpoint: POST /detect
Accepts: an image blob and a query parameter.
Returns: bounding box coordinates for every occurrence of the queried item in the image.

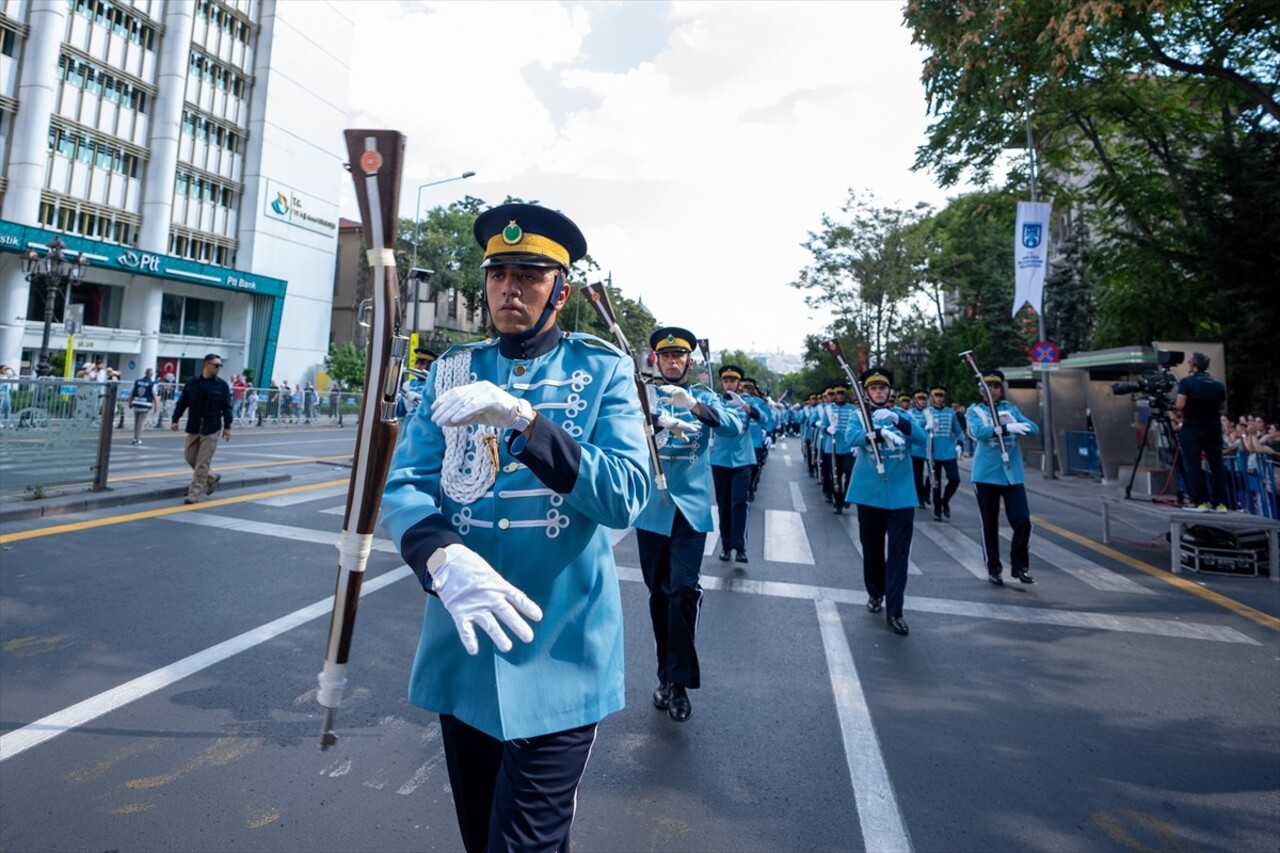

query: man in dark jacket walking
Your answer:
[172,353,233,503]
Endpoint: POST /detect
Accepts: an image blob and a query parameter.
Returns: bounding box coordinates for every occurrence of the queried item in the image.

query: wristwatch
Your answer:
[510,397,535,433]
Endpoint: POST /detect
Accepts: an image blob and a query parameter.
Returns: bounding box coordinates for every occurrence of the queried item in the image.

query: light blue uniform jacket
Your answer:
[966,400,1039,486]
[710,394,758,468]
[381,332,651,741]
[843,408,926,509]
[927,404,964,461]
[907,407,931,459]
[830,402,860,454]
[636,386,741,534]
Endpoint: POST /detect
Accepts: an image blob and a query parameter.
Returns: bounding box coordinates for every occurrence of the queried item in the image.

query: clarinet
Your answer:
[317,130,408,750]
[821,338,884,476]
[959,350,1010,464]
[581,281,667,496]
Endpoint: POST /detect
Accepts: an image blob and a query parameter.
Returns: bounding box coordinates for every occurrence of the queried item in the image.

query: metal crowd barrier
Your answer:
[1225,454,1278,520]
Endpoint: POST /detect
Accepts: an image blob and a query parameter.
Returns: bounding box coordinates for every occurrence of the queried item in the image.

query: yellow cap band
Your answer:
[656,335,694,352]
[485,232,570,267]
[982,373,1003,384]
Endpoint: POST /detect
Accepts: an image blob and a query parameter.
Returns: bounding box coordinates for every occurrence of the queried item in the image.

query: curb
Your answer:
[0,473,294,523]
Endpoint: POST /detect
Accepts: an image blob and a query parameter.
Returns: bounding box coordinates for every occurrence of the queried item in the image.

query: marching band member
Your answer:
[927,384,964,520]
[710,365,759,563]
[636,326,742,722]
[844,367,924,635]
[381,203,651,853]
[907,390,932,508]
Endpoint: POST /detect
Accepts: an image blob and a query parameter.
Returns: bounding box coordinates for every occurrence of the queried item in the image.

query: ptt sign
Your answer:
[117,251,161,273]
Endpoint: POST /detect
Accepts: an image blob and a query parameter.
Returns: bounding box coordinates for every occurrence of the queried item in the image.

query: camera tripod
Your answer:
[1124,407,1185,502]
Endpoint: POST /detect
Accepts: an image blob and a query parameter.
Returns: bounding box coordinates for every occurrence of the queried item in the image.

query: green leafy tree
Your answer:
[324,341,367,392]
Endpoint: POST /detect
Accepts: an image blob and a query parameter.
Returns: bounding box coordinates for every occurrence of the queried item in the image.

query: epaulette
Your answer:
[563,331,626,359]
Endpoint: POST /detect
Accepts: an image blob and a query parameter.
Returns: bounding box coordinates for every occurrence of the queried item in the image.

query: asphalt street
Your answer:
[1,425,1277,852]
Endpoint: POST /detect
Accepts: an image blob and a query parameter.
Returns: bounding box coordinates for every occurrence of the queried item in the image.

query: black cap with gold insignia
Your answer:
[719,364,743,380]
[982,369,1006,384]
[474,203,587,269]
[930,384,947,395]
[649,326,696,353]
[860,366,894,388]
[913,389,928,400]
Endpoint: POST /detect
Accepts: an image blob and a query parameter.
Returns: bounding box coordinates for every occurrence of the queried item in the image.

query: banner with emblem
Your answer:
[1012,200,1052,316]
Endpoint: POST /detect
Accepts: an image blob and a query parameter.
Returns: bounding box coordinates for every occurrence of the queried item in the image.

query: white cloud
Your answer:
[340,0,968,358]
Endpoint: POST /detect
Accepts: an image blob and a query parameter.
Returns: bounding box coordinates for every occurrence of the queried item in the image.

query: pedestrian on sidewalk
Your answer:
[171,353,232,503]
[124,368,158,445]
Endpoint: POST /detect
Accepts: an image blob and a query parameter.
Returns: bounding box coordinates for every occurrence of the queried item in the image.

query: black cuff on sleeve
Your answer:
[694,406,722,428]
[400,514,464,592]
[897,417,913,435]
[508,414,581,493]
[749,408,761,421]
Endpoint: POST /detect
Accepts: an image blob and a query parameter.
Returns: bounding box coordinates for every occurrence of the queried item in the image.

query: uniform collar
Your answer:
[498,324,563,360]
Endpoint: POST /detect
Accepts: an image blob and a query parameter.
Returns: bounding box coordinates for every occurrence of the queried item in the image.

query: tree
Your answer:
[324,342,367,392]
[905,0,1280,410]
[792,192,928,364]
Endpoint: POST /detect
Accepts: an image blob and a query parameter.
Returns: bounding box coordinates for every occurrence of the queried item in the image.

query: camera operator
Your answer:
[1174,352,1229,512]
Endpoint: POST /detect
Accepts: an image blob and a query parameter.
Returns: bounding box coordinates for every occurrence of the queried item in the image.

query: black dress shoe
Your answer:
[667,685,691,722]
[887,616,909,635]
[987,573,1004,586]
[734,549,749,564]
[718,548,730,562]
[942,504,951,519]
[933,511,942,521]
[834,504,843,515]
[1012,569,1036,584]
[652,682,672,710]
[866,596,883,613]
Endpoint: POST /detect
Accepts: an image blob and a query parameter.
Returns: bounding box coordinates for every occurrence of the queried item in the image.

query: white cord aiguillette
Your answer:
[437,351,499,505]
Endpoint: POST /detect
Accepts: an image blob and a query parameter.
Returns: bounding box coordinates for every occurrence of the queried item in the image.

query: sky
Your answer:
[338,0,969,359]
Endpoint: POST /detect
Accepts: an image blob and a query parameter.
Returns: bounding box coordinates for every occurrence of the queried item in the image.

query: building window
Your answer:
[25,281,123,328]
[160,293,223,338]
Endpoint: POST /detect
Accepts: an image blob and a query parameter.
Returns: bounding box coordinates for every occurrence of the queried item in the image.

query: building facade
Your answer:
[0,0,352,385]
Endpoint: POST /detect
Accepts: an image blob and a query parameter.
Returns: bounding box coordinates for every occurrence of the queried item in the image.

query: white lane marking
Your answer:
[837,514,923,575]
[609,527,632,546]
[764,509,815,564]
[1001,531,1155,594]
[397,721,444,795]
[320,504,347,515]
[704,510,720,556]
[782,454,793,467]
[0,566,414,763]
[619,567,1256,644]
[162,513,399,553]
[789,481,807,513]
[816,599,913,853]
[257,485,349,507]
[912,521,988,579]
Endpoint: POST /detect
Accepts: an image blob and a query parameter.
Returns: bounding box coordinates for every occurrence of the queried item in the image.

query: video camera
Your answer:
[1111,349,1183,408]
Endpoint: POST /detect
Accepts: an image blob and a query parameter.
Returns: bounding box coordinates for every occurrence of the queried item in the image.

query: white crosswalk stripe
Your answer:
[1000,530,1155,594]
[256,485,348,507]
[912,520,988,579]
[836,514,924,575]
[764,509,815,564]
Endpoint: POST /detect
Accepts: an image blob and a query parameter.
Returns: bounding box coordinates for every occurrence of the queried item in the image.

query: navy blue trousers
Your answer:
[974,482,1031,575]
[439,714,597,853]
[856,504,914,619]
[711,464,750,550]
[636,510,705,689]
[930,458,960,510]
[1179,427,1228,507]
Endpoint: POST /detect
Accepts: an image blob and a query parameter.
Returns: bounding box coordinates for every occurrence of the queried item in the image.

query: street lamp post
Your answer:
[410,171,476,333]
[22,237,89,377]
[1024,112,1057,479]
[900,342,929,390]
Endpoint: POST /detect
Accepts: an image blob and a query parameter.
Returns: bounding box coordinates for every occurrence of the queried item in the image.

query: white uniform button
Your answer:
[497,518,510,530]
[504,462,518,473]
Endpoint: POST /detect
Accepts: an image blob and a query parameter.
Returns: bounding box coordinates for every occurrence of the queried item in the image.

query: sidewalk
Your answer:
[0,468,295,523]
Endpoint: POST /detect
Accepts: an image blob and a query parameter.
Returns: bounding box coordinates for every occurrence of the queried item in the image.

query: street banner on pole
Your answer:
[1013,200,1052,316]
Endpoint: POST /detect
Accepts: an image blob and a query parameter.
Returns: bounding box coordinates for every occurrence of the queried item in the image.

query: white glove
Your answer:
[999,411,1016,425]
[656,411,702,437]
[825,425,837,435]
[659,385,695,410]
[872,408,899,425]
[1006,422,1032,436]
[876,427,906,449]
[724,391,747,410]
[431,381,523,429]
[427,544,543,655]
